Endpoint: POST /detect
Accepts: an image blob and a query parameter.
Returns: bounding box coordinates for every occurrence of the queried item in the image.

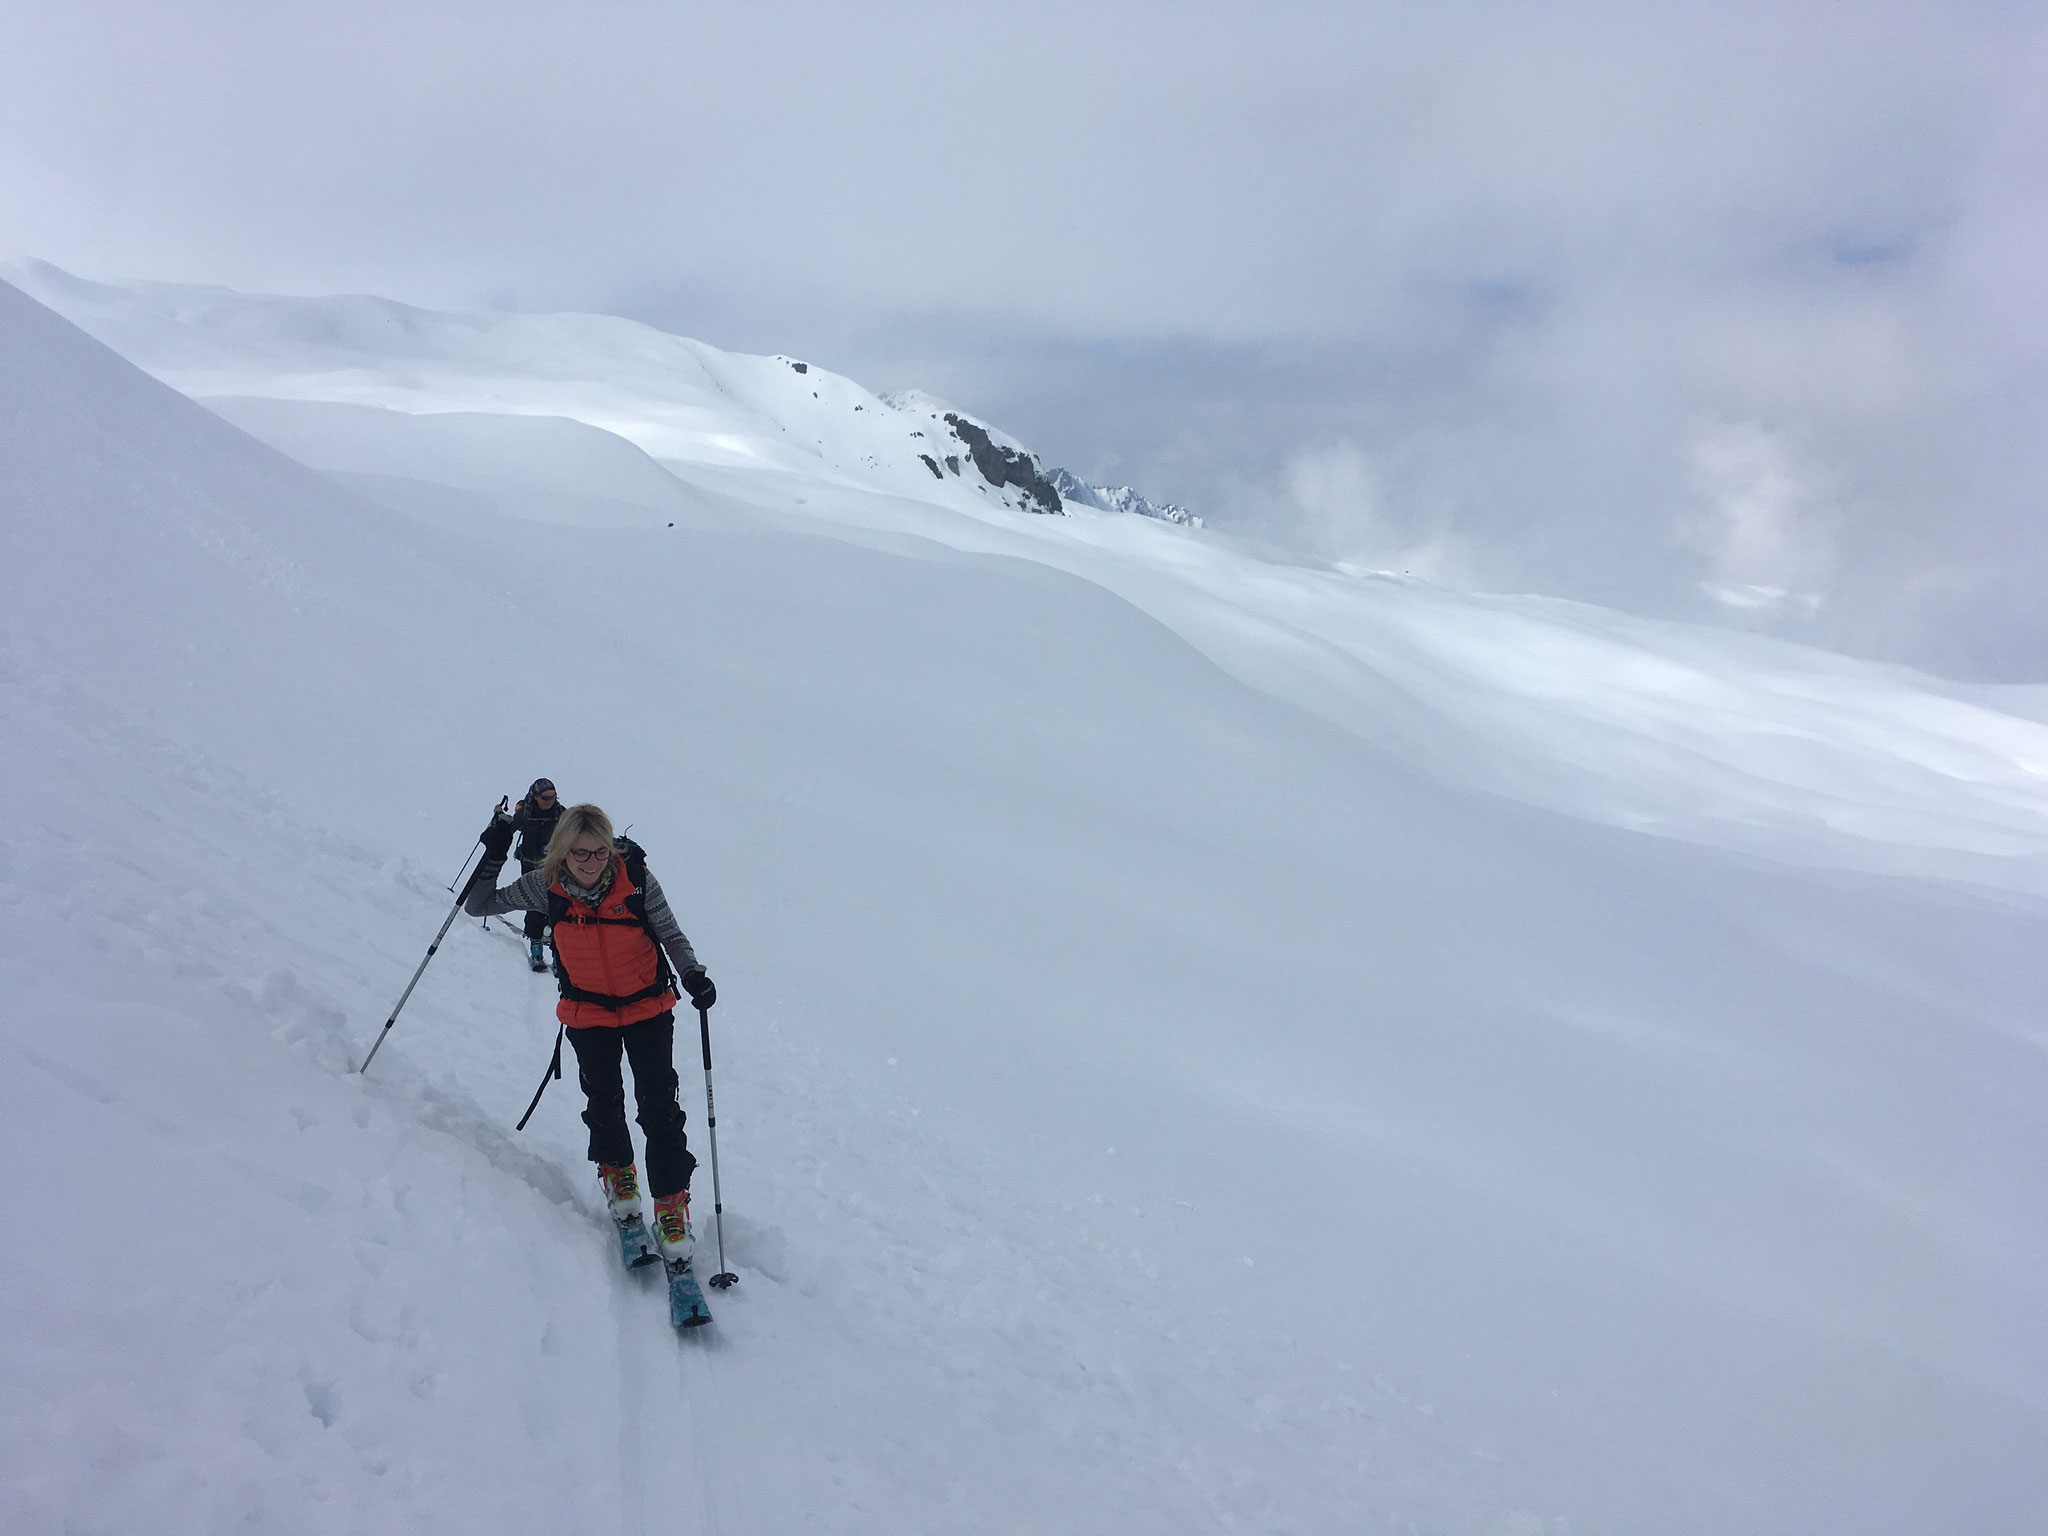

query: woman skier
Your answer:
[465,802,717,1274]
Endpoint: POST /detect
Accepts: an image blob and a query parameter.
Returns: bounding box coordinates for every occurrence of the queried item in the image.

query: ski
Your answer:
[616,1216,659,1270]
[477,914,551,972]
[667,1260,713,1328]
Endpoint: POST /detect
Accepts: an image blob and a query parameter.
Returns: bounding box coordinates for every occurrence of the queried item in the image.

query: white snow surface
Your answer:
[4,259,1055,518]
[17,258,2048,896]
[5,271,2048,1534]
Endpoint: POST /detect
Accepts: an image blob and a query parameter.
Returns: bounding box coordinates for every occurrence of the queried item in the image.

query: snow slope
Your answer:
[18,259,2048,898]
[203,395,703,529]
[6,273,2048,1535]
[3,259,1072,520]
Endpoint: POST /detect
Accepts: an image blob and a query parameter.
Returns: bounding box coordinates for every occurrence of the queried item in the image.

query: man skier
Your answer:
[507,778,563,970]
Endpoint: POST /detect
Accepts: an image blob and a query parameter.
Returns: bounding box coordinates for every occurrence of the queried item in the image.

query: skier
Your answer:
[507,778,564,970]
[466,801,718,1273]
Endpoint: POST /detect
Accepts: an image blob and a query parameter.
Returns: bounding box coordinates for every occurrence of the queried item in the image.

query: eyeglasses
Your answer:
[565,845,612,864]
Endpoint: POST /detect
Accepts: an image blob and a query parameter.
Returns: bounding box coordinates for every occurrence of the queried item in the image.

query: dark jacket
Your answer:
[509,797,564,870]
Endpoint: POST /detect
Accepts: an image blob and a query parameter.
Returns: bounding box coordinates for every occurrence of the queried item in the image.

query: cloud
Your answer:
[1276,443,1473,586]
[3,1,2045,676]
[0,3,2006,330]
[1685,422,1837,615]
[1286,444,1382,556]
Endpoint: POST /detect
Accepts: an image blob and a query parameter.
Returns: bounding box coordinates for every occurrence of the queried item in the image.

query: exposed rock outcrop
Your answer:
[943,413,1064,515]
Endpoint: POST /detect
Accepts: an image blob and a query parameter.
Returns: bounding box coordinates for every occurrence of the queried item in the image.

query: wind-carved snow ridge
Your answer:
[7,258,1206,529]
[0,259,1189,529]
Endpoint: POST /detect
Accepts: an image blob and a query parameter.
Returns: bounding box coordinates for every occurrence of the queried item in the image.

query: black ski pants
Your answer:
[566,1011,696,1200]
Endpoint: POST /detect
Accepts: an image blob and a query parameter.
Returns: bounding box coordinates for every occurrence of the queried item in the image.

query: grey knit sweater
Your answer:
[464,852,702,978]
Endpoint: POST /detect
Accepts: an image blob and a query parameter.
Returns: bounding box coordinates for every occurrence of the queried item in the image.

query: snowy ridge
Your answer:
[5,259,1143,526]
[1047,466,1202,526]
[7,273,2048,1533]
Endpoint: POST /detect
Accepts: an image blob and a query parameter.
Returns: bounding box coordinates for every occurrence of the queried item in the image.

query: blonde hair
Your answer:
[544,803,618,887]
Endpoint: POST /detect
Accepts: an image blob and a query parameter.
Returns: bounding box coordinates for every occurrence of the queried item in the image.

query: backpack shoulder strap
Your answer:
[614,836,673,988]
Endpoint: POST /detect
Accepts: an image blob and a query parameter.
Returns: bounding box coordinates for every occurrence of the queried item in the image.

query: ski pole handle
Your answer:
[456,797,515,900]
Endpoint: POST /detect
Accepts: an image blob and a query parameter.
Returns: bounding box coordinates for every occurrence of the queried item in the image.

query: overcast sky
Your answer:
[6,2,2045,677]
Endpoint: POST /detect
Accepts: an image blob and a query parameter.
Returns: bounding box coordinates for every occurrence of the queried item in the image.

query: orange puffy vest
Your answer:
[547,856,677,1029]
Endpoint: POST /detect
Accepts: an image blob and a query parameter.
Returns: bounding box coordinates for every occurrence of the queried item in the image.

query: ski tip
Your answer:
[667,1262,714,1328]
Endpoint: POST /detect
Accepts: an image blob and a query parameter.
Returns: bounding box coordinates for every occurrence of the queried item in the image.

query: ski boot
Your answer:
[600,1163,658,1269]
[528,938,547,972]
[653,1188,695,1267]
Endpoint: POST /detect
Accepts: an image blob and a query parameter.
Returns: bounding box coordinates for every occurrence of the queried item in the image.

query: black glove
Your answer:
[680,969,716,1010]
[479,814,515,861]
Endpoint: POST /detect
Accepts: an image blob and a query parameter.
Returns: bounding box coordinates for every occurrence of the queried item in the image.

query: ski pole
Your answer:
[445,840,481,895]
[356,894,468,1075]
[360,798,508,1075]
[696,1003,739,1289]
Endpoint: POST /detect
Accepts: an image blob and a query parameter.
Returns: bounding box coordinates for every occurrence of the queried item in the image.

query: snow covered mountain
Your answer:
[1047,466,1202,526]
[3,259,1175,527]
[6,271,2048,1534]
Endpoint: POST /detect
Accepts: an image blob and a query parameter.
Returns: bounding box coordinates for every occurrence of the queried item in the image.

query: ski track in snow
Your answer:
[611,1263,654,1536]
[671,1330,730,1536]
